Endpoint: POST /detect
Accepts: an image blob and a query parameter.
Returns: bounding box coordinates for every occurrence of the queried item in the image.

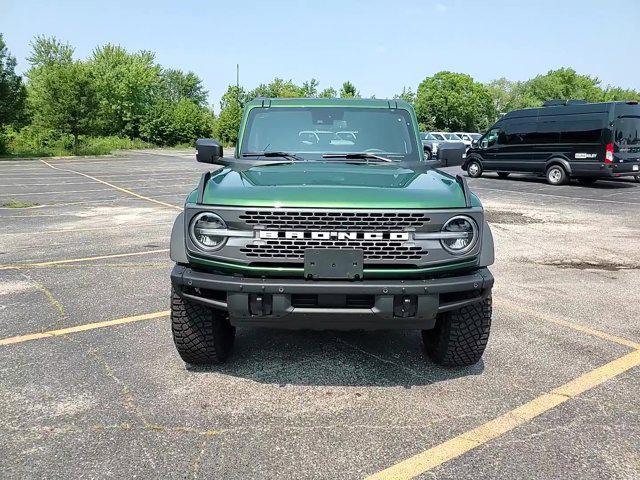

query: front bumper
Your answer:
[171,265,494,330]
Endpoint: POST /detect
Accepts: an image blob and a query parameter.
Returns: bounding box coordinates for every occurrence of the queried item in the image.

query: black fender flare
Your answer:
[545,157,572,175]
[479,220,494,267]
[170,212,188,264]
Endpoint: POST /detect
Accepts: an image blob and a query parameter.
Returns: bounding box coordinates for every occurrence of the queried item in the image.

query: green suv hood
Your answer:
[199,162,471,209]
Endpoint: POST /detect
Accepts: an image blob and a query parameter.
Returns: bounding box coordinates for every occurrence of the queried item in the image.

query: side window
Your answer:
[533,116,561,144]
[504,119,537,145]
[481,127,501,148]
[558,114,604,143]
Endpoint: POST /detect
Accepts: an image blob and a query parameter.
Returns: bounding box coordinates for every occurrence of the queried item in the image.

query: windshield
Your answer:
[444,133,462,141]
[421,133,438,141]
[615,116,640,146]
[240,107,420,161]
[469,133,481,140]
[431,133,446,141]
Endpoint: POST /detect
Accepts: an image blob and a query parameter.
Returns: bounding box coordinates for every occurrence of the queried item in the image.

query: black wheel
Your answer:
[424,149,432,160]
[466,160,482,178]
[634,175,639,183]
[171,289,235,365]
[497,172,510,179]
[545,164,568,185]
[577,177,597,186]
[422,297,492,367]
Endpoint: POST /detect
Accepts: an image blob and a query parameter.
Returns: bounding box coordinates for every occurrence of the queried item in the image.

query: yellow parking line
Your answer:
[366,349,640,480]
[0,310,169,346]
[40,159,183,210]
[495,298,640,350]
[0,249,169,270]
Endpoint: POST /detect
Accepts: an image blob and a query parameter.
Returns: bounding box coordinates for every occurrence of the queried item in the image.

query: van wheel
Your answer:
[577,178,597,186]
[422,297,492,367]
[497,172,510,179]
[545,165,568,185]
[171,289,235,365]
[467,160,482,178]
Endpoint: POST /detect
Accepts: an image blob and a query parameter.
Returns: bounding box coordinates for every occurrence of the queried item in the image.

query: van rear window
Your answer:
[615,117,640,145]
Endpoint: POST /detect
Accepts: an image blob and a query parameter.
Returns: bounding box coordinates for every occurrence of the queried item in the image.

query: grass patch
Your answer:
[1,199,39,208]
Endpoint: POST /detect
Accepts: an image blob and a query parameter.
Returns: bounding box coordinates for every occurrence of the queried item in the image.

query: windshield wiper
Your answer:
[321,152,394,163]
[242,151,307,162]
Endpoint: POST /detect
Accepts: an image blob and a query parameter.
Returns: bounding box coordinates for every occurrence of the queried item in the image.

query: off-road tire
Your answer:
[424,149,432,160]
[171,289,235,365]
[422,297,492,367]
[545,164,568,185]
[497,172,510,179]
[466,159,482,178]
[634,174,639,183]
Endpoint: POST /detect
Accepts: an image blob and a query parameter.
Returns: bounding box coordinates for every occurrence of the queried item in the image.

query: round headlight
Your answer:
[441,215,478,254]
[189,212,227,251]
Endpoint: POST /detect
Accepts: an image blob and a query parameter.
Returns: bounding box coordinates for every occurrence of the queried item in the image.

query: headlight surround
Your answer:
[189,212,227,251]
[440,215,478,255]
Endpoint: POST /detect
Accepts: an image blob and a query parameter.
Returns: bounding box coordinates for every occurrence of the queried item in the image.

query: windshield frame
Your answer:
[237,104,425,163]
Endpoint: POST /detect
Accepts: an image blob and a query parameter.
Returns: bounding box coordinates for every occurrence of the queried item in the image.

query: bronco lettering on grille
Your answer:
[258,231,410,241]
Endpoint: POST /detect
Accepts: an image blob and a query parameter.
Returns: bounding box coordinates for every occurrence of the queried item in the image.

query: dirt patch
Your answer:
[485,210,543,225]
[539,260,639,271]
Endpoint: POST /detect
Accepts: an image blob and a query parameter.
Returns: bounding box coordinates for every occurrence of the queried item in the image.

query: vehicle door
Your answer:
[477,125,503,169]
[501,117,536,171]
[530,115,561,172]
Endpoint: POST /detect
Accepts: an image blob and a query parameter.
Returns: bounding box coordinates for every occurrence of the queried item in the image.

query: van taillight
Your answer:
[605,143,614,164]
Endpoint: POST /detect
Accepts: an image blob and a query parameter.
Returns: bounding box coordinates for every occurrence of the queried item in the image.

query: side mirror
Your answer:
[196,138,223,164]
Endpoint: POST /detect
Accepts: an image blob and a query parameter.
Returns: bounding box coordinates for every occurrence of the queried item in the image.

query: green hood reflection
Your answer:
[201,162,469,209]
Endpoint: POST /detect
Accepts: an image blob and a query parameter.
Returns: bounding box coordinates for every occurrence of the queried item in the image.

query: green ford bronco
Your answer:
[170,98,495,367]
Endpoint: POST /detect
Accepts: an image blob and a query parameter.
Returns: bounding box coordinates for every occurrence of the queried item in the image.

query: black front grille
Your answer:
[238,210,430,230]
[241,238,426,261]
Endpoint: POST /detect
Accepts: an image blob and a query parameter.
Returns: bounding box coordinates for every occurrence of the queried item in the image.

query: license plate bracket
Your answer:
[304,249,364,280]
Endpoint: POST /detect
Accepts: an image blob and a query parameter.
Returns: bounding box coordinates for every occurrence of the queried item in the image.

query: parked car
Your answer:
[463,100,640,185]
[419,132,441,159]
[429,132,467,167]
[169,98,495,368]
[454,132,482,147]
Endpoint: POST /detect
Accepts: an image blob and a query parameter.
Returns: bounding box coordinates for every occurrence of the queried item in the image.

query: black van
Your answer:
[463,100,640,185]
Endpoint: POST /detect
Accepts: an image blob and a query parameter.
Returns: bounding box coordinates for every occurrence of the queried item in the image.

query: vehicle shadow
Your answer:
[480,173,638,189]
[187,328,484,387]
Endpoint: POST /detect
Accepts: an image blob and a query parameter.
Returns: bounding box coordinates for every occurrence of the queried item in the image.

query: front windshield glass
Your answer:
[431,133,446,141]
[241,107,420,161]
[444,133,462,141]
[469,133,481,140]
[615,116,640,145]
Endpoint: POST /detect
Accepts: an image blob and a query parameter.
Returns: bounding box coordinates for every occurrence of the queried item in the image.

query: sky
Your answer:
[2,0,639,111]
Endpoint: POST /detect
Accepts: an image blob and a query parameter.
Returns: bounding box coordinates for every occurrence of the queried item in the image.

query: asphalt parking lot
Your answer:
[1,151,639,479]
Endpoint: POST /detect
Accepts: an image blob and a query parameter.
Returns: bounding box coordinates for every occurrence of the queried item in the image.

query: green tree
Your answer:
[394,86,415,104]
[26,35,74,68]
[27,61,98,152]
[160,68,208,106]
[249,78,303,98]
[89,44,162,138]
[300,78,319,97]
[602,86,639,102]
[141,98,214,146]
[340,81,359,98]
[521,68,604,104]
[415,71,495,131]
[215,85,246,145]
[0,34,27,152]
[318,87,337,98]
